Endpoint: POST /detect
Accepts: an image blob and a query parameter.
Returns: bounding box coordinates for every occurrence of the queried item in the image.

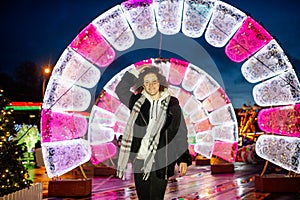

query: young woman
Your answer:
[116,65,192,200]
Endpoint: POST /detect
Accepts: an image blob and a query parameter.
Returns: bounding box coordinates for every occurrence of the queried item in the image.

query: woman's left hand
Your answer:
[178,162,188,177]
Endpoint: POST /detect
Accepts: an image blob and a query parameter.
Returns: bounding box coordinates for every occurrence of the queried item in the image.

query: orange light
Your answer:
[44,67,51,75]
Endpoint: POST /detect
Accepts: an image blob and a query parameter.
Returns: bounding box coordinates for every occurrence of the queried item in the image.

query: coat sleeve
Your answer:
[175,111,192,166]
[115,71,138,109]
[168,97,192,166]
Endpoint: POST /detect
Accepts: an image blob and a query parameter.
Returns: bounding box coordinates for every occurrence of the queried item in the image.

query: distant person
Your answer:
[33,140,41,167]
[115,65,192,200]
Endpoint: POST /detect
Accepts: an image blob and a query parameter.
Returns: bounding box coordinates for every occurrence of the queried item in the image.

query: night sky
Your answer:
[0,0,299,108]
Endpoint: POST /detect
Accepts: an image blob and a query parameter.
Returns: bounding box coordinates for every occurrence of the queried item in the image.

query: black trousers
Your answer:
[133,159,168,200]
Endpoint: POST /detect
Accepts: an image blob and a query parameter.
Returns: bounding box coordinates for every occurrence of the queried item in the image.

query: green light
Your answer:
[4,106,41,111]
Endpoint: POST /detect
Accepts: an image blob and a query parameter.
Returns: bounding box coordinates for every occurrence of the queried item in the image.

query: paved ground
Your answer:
[27,161,300,200]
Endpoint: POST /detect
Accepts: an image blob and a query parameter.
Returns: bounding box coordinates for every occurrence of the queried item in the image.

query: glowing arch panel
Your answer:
[153,0,184,35]
[225,16,273,63]
[90,142,117,165]
[51,47,101,88]
[69,24,116,68]
[43,77,92,112]
[41,139,91,178]
[257,104,300,137]
[253,69,300,106]
[92,5,135,51]
[204,1,246,47]
[121,0,157,40]
[241,39,293,83]
[256,135,300,174]
[182,0,216,38]
[41,109,88,143]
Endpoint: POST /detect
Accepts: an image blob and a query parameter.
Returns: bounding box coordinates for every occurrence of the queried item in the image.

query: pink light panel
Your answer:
[202,87,230,112]
[90,143,117,165]
[258,104,300,137]
[96,91,123,113]
[177,88,193,108]
[194,118,211,133]
[69,24,115,68]
[41,109,88,143]
[225,16,273,63]
[212,141,238,163]
[134,58,153,68]
[168,58,189,85]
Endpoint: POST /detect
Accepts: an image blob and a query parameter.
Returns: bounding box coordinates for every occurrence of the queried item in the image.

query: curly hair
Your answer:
[134,66,169,93]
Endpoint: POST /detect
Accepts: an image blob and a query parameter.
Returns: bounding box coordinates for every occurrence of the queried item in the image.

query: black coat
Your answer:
[115,71,192,179]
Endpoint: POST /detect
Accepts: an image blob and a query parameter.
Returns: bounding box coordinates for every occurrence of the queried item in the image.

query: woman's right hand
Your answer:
[137,64,151,74]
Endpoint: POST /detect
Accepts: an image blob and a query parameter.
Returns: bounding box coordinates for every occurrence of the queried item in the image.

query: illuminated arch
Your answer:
[41,0,300,177]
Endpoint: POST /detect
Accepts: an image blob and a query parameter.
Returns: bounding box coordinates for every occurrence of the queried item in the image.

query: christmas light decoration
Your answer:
[41,0,300,176]
[88,60,238,163]
[0,91,32,196]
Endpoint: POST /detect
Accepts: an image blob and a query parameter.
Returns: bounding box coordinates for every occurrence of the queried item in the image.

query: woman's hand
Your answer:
[178,162,188,177]
[137,64,151,74]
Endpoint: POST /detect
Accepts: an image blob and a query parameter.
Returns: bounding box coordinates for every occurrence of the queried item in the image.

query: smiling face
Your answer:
[143,73,160,99]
